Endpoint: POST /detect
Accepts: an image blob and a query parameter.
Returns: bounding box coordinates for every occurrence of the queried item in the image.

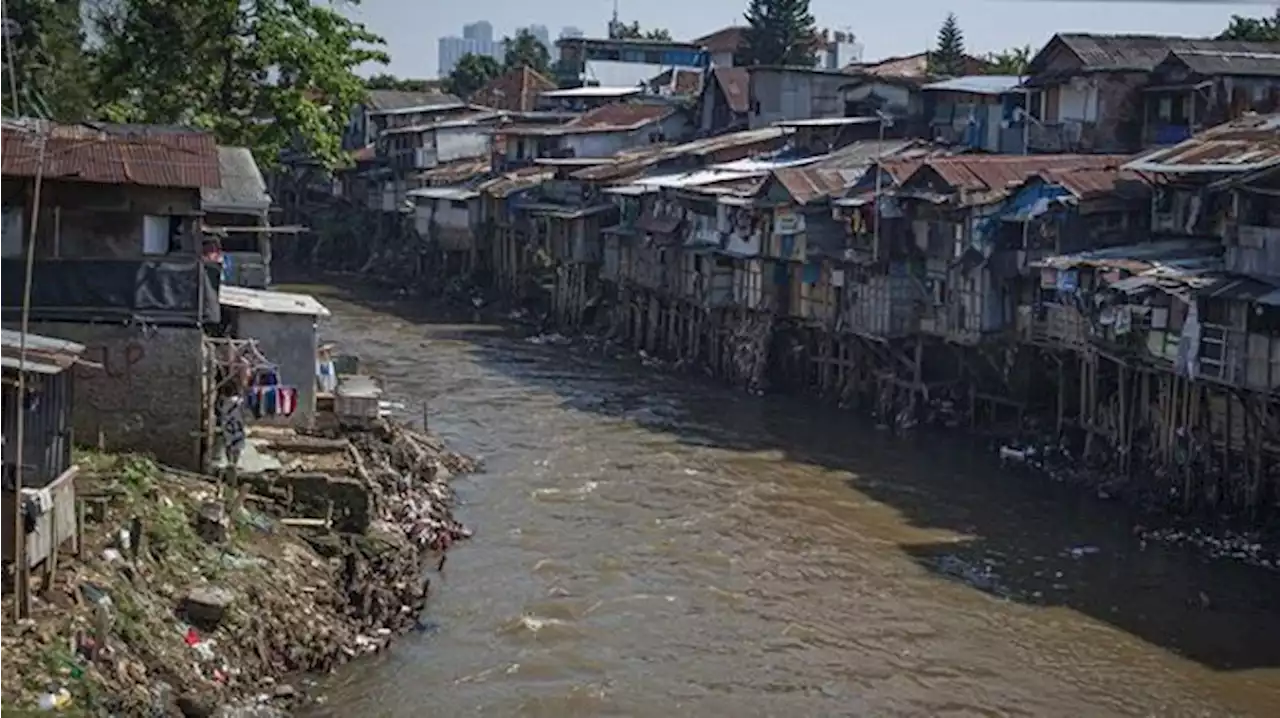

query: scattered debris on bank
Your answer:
[1,417,475,716]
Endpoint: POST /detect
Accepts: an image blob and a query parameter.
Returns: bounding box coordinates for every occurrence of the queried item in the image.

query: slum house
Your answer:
[921,75,1029,154]
[1,330,90,572]
[215,285,331,434]
[373,110,504,213]
[882,154,1142,427]
[750,141,949,402]
[746,66,854,129]
[469,66,558,112]
[488,104,696,324]
[699,67,750,134]
[343,89,463,150]
[201,146,274,289]
[1141,45,1280,146]
[578,129,794,339]
[478,167,559,298]
[494,102,691,169]
[1020,33,1280,153]
[0,120,222,470]
[837,72,929,135]
[408,185,484,277]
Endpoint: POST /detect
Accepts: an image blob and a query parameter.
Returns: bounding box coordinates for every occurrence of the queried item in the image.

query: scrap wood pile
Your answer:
[347,418,476,553]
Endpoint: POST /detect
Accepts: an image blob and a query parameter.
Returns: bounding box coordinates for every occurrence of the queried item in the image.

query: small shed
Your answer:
[1,329,89,568]
[218,285,331,429]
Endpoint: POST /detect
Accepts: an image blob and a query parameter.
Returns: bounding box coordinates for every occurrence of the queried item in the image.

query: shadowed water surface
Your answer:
[300,287,1280,718]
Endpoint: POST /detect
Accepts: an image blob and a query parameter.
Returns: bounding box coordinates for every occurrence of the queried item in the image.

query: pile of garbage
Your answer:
[348,419,476,553]
[0,441,472,715]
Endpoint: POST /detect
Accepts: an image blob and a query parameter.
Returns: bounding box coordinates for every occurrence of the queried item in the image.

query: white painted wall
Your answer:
[436,126,491,163]
[433,199,472,229]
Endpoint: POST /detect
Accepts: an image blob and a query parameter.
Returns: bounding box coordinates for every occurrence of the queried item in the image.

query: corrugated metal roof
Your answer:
[541,86,644,99]
[1,120,221,188]
[0,329,87,375]
[916,154,1134,194]
[567,102,674,131]
[202,146,270,214]
[921,75,1025,95]
[711,67,749,114]
[634,169,760,189]
[477,167,555,197]
[773,167,852,204]
[414,157,491,185]
[1034,239,1223,278]
[1167,48,1280,77]
[366,90,461,113]
[1124,113,1280,174]
[407,186,479,201]
[1043,34,1280,73]
[1039,165,1151,200]
[219,286,331,317]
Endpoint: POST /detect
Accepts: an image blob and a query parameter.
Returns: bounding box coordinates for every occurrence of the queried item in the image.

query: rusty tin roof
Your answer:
[2,120,221,188]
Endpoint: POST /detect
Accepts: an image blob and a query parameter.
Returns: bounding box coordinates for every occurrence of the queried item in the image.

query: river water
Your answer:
[302,287,1280,718]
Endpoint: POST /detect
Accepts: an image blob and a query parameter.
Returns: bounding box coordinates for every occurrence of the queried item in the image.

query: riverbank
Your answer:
[305,274,1279,573]
[1,418,475,715]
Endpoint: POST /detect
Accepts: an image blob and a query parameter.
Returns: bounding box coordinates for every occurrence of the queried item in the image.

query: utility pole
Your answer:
[13,122,49,620]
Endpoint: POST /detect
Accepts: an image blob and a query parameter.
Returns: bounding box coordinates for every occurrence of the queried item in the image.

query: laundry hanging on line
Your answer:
[246,385,298,418]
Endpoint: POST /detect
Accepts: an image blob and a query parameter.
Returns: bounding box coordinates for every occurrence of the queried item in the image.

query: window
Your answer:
[2,207,23,257]
[142,215,169,255]
[450,199,468,210]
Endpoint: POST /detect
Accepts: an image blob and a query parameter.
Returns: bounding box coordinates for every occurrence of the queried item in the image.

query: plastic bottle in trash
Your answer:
[38,687,72,710]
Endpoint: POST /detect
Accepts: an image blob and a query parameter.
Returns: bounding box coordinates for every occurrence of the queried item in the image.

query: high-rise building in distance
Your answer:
[438,21,504,78]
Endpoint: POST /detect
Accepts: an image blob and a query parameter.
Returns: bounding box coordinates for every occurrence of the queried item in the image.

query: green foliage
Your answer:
[90,0,389,169]
[928,13,966,77]
[741,0,817,67]
[503,29,551,75]
[365,74,440,92]
[1217,10,1280,42]
[983,45,1032,75]
[0,0,96,120]
[446,53,502,99]
[608,21,672,41]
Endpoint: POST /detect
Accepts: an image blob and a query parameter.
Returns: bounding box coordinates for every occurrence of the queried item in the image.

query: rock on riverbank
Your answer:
[1,420,474,715]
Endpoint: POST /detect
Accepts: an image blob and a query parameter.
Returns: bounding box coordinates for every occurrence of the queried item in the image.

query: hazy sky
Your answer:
[346,0,1275,78]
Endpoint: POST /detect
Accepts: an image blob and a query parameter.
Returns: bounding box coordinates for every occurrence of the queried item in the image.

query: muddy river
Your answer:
[302,287,1280,718]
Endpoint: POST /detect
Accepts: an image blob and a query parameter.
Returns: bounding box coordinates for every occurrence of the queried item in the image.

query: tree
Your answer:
[928,13,966,77]
[446,53,502,99]
[1217,10,1280,42]
[0,0,96,120]
[91,0,388,169]
[608,21,672,41]
[741,0,817,67]
[366,74,441,92]
[983,45,1031,75]
[502,29,550,75]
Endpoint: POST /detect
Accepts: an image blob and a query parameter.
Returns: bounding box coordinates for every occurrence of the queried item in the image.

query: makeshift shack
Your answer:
[218,285,331,429]
[1,329,91,569]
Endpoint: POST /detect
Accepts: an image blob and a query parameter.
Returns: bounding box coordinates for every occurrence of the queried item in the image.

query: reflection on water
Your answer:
[301,288,1280,718]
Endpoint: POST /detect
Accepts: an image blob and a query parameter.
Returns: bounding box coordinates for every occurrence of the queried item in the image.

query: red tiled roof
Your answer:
[918,154,1135,194]
[696,26,746,54]
[470,66,557,112]
[1,121,220,188]
[566,102,674,131]
[711,67,749,114]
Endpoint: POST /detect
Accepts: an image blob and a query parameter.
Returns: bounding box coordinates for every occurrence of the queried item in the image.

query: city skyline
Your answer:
[350,0,1265,78]
[437,20,585,78]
